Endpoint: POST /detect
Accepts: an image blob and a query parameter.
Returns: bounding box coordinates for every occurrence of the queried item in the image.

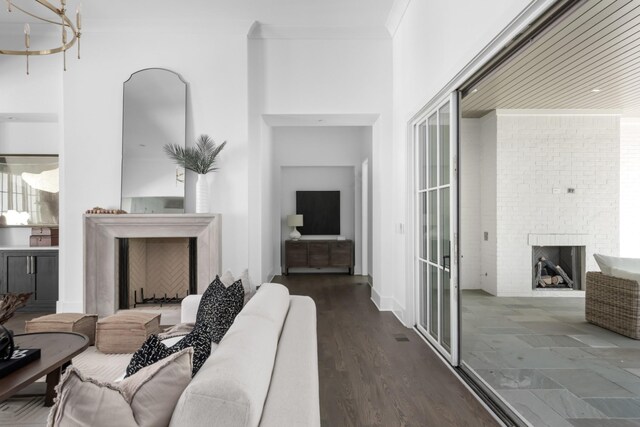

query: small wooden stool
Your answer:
[25,313,98,345]
[95,312,161,354]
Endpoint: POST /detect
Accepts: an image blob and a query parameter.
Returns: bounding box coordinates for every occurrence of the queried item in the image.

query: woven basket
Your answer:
[585,271,640,339]
[25,313,98,345]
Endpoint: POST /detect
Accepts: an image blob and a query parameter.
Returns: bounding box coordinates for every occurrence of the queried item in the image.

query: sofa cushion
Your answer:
[126,328,212,378]
[611,266,640,285]
[195,276,245,343]
[594,254,640,276]
[259,296,320,427]
[169,283,290,427]
[221,269,256,305]
[48,348,192,427]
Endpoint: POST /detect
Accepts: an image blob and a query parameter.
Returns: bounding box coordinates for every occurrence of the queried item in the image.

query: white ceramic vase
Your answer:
[195,173,209,213]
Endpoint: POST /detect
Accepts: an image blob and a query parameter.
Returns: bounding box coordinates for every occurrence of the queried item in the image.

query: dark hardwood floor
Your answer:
[4,311,47,334]
[274,274,499,427]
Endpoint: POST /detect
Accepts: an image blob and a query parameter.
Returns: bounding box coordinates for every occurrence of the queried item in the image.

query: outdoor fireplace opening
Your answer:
[117,237,197,309]
[532,245,585,291]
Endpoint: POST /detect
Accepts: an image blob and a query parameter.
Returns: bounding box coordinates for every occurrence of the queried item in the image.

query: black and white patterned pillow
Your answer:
[125,334,170,377]
[203,277,244,343]
[125,276,244,377]
[125,328,212,378]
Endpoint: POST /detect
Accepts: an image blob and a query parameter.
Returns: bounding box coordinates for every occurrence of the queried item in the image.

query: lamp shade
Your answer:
[287,214,303,227]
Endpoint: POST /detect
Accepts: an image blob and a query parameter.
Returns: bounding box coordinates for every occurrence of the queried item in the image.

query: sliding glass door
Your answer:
[415,93,459,364]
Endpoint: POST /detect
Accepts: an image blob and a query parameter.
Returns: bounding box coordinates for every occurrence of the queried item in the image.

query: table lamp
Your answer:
[287,214,303,240]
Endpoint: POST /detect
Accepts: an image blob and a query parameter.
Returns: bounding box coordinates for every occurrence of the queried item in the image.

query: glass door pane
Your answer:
[420,193,428,259]
[439,103,450,185]
[441,187,451,350]
[428,190,438,264]
[420,262,429,330]
[429,264,438,339]
[419,122,427,190]
[428,113,438,188]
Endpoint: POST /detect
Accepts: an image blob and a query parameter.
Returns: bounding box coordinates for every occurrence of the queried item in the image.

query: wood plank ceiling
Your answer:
[462,0,640,118]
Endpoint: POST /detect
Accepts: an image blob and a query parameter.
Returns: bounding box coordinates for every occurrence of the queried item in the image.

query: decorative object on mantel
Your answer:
[85,207,127,214]
[0,292,32,325]
[287,214,303,240]
[0,0,82,74]
[164,135,227,213]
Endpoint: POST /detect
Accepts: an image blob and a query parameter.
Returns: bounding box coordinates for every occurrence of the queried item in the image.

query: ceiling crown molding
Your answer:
[248,23,390,40]
[385,0,411,37]
[262,114,380,127]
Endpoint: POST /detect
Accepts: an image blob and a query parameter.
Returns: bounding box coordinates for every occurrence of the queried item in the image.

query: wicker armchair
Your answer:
[586,271,640,339]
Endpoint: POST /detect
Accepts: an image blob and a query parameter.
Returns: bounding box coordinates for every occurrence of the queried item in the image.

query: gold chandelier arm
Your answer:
[0,0,78,56]
[7,0,69,26]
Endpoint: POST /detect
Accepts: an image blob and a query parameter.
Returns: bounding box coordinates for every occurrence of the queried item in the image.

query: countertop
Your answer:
[0,246,59,251]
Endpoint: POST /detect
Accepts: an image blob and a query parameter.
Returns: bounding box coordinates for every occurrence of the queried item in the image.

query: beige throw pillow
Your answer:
[220,269,256,305]
[48,348,193,427]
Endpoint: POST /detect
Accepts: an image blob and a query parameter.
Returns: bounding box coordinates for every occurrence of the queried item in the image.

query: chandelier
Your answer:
[0,0,82,74]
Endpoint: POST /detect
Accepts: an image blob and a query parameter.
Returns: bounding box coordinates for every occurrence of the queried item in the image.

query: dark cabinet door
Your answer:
[1,251,58,312]
[330,241,352,267]
[286,242,308,267]
[33,253,58,307]
[4,254,33,295]
[308,243,330,267]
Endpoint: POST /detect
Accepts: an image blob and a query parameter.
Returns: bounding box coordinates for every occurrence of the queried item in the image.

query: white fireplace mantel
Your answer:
[84,214,221,316]
[527,233,590,247]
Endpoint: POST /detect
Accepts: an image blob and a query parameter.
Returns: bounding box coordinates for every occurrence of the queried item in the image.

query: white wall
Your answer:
[279,166,354,264]
[248,37,393,297]
[479,113,498,295]
[392,0,531,323]
[272,126,371,275]
[0,28,62,247]
[0,122,59,154]
[620,117,640,258]
[0,29,63,115]
[460,119,481,289]
[59,24,251,312]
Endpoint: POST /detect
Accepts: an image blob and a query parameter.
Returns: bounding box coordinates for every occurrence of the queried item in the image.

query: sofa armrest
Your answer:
[181,295,202,324]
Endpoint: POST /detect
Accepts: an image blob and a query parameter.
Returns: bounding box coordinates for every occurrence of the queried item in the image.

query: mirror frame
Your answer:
[120,67,188,214]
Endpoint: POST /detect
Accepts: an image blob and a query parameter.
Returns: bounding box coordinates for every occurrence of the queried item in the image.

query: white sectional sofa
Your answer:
[169,282,320,427]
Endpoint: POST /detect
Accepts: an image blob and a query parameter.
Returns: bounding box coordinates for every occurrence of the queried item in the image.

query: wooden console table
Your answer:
[284,239,354,275]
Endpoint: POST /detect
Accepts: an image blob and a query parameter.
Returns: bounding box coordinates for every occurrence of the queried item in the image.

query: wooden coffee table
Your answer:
[0,332,89,406]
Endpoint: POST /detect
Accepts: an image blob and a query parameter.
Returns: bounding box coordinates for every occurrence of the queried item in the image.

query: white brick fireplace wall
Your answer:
[621,117,640,258]
[462,111,620,296]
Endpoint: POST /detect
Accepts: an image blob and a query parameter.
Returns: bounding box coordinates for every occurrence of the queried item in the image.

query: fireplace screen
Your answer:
[532,246,585,290]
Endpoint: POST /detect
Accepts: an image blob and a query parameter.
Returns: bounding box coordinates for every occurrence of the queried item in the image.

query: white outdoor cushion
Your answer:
[611,266,640,285]
[594,254,640,276]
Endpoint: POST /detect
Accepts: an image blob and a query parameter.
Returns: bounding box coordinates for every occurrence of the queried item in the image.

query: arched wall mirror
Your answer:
[121,68,187,213]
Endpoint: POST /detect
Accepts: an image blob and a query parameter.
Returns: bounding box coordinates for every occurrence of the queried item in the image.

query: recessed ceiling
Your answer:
[462,0,640,117]
[0,0,396,29]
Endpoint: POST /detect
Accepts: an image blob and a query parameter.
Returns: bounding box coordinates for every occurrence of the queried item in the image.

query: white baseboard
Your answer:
[370,288,408,326]
[57,300,84,313]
